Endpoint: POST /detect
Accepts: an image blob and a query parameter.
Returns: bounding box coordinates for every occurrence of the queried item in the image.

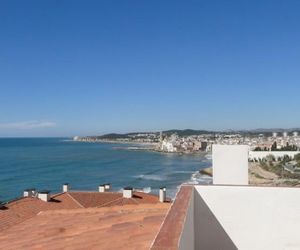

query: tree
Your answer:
[294,153,300,162]
[282,155,290,163]
[266,154,275,162]
[271,141,277,151]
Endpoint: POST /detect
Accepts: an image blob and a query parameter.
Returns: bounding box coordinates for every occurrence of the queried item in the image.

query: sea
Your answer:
[0,138,212,202]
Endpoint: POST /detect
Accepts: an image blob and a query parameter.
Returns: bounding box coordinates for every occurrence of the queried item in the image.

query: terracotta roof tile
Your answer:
[68,191,164,208]
[0,191,170,232]
[0,203,170,250]
[0,193,80,231]
[151,185,193,250]
[67,191,123,207]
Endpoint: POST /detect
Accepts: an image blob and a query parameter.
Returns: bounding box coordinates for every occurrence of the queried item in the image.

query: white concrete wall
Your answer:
[195,185,300,250]
[212,145,249,185]
[193,186,237,249]
[249,151,300,161]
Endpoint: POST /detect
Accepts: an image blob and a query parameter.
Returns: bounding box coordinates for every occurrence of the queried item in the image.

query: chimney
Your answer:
[62,183,69,192]
[123,187,133,198]
[104,183,111,191]
[23,188,36,198]
[38,190,50,202]
[98,184,105,192]
[159,187,166,202]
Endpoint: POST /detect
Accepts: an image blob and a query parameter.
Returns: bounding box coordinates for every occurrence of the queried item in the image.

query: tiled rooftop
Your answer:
[68,191,161,208]
[0,192,81,231]
[0,191,168,231]
[0,203,170,250]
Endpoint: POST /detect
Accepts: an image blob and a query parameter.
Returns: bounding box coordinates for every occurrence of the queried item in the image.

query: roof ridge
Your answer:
[50,192,64,199]
[130,197,139,204]
[66,193,85,208]
[68,190,121,194]
[97,196,124,208]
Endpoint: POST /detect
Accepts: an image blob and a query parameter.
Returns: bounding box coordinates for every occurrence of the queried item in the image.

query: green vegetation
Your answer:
[254,173,264,179]
[276,144,298,151]
[294,153,300,162]
[162,129,212,136]
[254,142,299,151]
[259,155,300,179]
[283,180,299,186]
[92,133,129,139]
[253,146,269,151]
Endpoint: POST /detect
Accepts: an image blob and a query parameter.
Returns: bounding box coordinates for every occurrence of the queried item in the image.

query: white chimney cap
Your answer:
[123,187,133,198]
[99,185,105,192]
[23,188,36,197]
[63,183,69,192]
[159,187,167,203]
[38,190,50,202]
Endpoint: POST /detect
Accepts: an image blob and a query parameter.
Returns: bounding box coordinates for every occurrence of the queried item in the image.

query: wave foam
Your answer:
[187,171,212,185]
[135,174,165,181]
[173,170,195,174]
[205,154,212,160]
[142,187,151,193]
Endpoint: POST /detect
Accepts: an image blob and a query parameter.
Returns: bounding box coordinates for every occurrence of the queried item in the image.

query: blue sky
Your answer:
[1,1,300,137]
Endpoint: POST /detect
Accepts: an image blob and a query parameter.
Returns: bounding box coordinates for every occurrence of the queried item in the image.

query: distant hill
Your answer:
[88,128,300,139]
[249,128,300,133]
[162,129,213,136]
[90,133,129,139]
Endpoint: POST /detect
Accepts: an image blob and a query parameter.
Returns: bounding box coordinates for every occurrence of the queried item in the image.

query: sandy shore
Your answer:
[199,167,213,177]
[197,163,300,187]
[249,162,300,186]
[249,162,278,185]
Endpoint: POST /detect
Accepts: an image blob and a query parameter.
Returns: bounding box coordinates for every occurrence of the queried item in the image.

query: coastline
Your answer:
[73,139,213,198]
[0,138,212,201]
[74,139,157,146]
[73,139,210,156]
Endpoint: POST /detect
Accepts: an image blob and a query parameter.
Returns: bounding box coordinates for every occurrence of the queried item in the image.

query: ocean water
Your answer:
[0,138,211,201]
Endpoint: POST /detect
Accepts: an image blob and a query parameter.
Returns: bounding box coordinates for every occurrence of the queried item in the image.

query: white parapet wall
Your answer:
[249,151,300,161]
[194,185,300,250]
[212,145,249,185]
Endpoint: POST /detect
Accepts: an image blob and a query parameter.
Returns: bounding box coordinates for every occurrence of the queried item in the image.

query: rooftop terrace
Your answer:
[152,184,300,250]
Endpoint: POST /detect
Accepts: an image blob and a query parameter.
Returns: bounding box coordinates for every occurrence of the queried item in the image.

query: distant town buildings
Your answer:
[74,130,300,154]
[156,131,300,153]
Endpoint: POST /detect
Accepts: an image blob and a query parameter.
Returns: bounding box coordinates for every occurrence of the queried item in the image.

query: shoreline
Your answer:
[74,139,157,146]
[73,139,210,156]
[0,138,213,201]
